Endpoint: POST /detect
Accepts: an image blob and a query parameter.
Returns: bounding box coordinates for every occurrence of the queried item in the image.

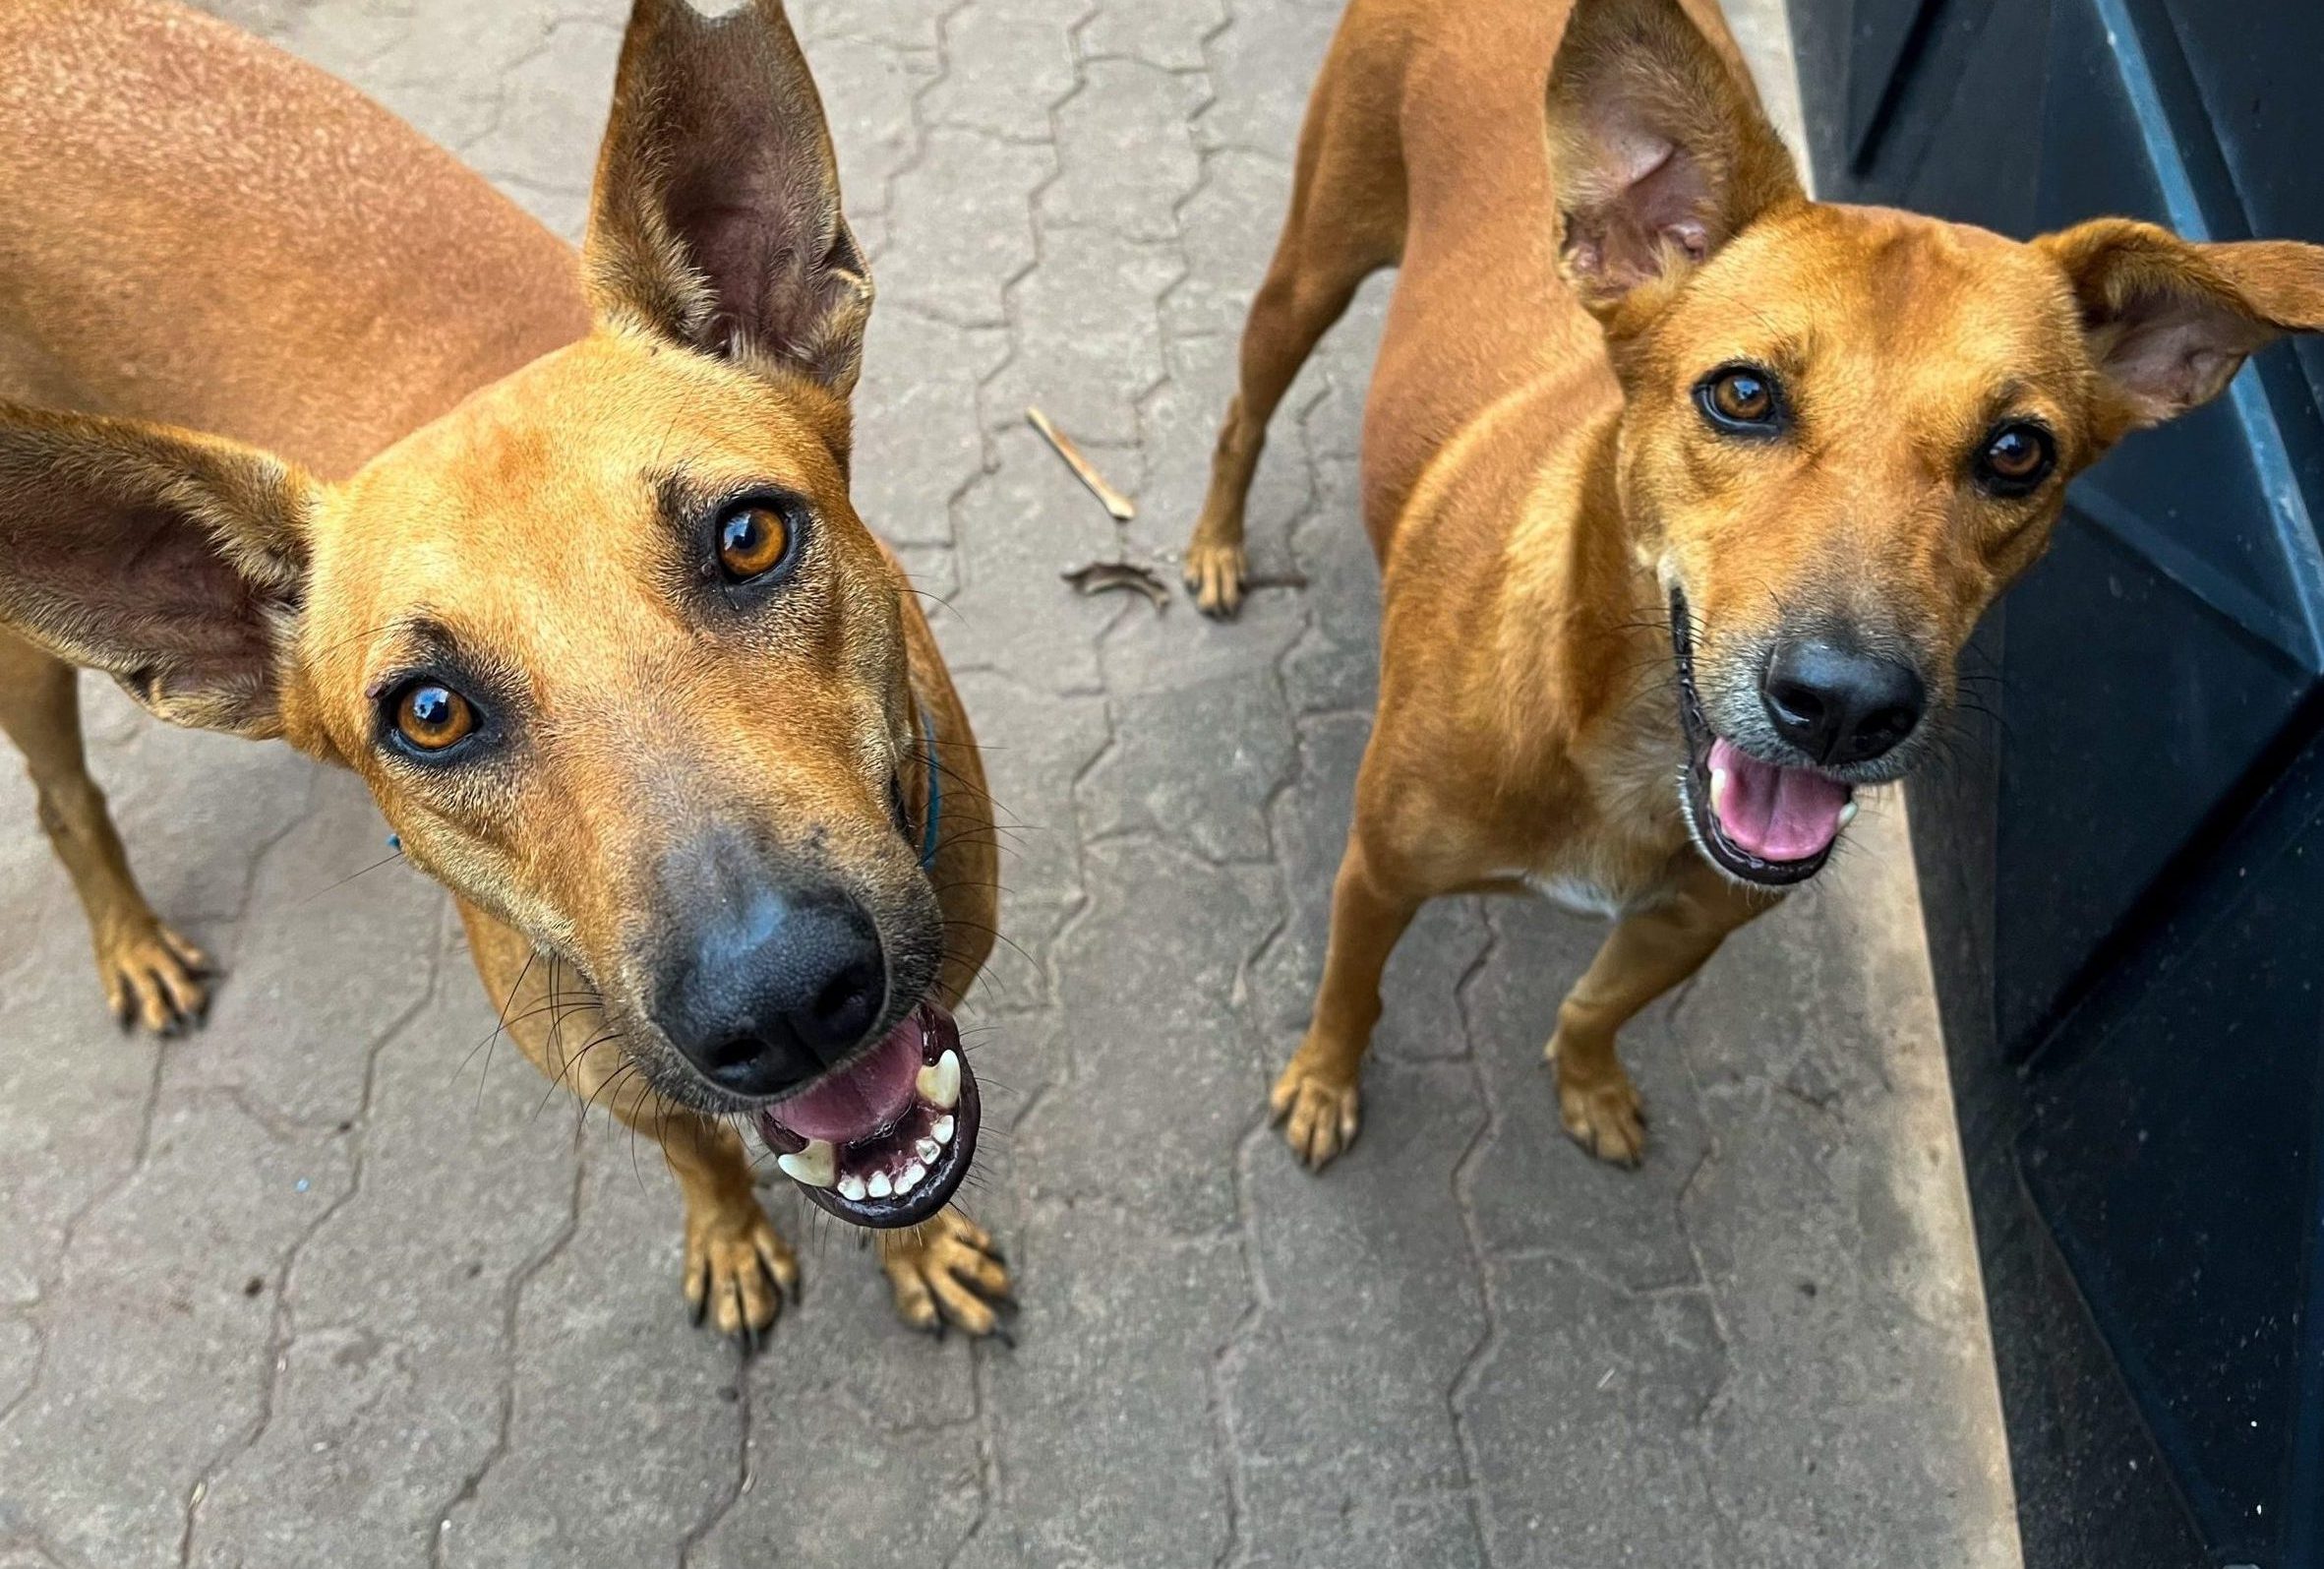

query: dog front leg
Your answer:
[1549,859,1772,1166]
[459,904,795,1348]
[0,631,211,1033]
[564,1035,798,1347]
[562,1023,798,1347]
[1275,833,1424,1169]
[876,1209,1014,1340]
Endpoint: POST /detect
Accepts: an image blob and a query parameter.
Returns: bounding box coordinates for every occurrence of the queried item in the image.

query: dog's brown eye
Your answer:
[393,682,476,753]
[1977,422,2056,495]
[717,503,791,581]
[1699,366,1781,432]
[1712,373,1770,420]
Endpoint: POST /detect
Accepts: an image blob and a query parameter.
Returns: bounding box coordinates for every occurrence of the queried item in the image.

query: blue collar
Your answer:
[917,704,942,871]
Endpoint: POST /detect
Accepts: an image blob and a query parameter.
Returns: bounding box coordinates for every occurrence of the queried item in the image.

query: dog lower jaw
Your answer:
[1677,754,1847,887]
[1674,698,1854,888]
[755,1003,981,1231]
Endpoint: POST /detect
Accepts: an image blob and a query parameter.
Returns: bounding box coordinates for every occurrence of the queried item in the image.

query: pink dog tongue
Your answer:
[762,1014,924,1145]
[1707,738,1850,862]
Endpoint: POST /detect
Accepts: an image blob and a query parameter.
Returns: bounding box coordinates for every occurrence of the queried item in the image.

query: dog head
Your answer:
[1543,0,2324,886]
[0,0,977,1227]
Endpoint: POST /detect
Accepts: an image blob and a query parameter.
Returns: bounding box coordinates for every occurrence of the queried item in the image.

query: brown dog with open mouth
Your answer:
[0,0,1010,1342]
[1183,0,2324,1169]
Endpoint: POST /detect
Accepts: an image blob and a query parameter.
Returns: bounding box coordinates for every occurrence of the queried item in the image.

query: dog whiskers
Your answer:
[453,946,537,1098]
[296,845,408,905]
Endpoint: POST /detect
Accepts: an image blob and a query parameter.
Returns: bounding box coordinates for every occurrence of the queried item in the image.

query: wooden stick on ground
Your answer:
[1027,405,1136,522]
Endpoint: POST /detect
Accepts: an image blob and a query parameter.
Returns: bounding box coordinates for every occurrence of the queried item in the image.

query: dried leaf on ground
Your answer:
[1062,559,1171,613]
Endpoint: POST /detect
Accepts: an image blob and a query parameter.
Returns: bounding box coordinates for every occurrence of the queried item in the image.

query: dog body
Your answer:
[1185,0,2324,1167]
[0,0,1011,1341]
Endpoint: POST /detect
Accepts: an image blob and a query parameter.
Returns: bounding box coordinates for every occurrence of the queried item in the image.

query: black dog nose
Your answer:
[1761,640,1926,765]
[655,884,886,1099]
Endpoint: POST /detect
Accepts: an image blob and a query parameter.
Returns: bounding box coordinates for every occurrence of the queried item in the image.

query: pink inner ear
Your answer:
[2104,299,2268,420]
[1605,128,1678,191]
[1565,130,1716,293]
[1627,141,1715,259]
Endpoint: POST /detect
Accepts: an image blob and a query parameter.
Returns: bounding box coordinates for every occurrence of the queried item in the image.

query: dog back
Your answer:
[0,0,585,474]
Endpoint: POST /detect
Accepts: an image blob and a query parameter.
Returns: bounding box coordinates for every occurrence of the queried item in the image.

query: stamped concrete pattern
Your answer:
[0,0,2018,1564]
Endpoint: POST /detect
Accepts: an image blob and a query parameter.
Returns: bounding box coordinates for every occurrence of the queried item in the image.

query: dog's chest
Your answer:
[1502,712,1689,919]
[1523,871,1632,920]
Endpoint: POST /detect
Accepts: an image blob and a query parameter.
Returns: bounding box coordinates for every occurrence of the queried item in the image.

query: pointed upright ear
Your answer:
[1543,0,1804,321]
[0,403,316,739]
[2035,218,2324,434]
[584,0,872,397]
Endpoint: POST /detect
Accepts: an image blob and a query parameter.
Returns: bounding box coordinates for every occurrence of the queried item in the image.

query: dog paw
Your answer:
[97,919,212,1037]
[1556,1069,1647,1168]
[880,1208,1014,1340]
[685,1202,797,1351]
[1269,1056,1361,1169]
[1182,537,1248,619]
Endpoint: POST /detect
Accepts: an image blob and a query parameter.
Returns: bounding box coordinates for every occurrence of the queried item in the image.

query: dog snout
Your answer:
[650,842,888,1099]
[1760,638,1926,766]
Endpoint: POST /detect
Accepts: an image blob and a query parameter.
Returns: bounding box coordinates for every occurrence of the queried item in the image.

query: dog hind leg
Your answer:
[1183,12,1407,617]
[1273,828,1425,1169]
[0,630,211,1033]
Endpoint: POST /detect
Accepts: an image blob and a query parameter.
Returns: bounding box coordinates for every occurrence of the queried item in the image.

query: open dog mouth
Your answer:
[755,1002,979,1230]
[1670,595,1857,887]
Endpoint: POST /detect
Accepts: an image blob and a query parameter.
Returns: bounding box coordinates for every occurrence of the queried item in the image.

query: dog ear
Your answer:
[2036,218,2324,434]
[584,0,872,397]
[1544,0,1804,321]
[0,403,315,739]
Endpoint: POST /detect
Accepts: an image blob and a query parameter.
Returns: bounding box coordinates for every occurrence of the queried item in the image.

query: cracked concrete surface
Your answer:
[0,0,2020,1563]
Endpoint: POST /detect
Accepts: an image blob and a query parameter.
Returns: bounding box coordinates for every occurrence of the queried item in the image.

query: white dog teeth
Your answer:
[916,1050,961,1111]
[1838,799,1859,828]
[776,1139,836,1189]
[814,1096,966,1207]
[1708,766,1731,814]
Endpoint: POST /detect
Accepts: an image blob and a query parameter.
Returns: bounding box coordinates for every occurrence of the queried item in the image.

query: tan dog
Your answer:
[0,0,1012,1343]
[1184,0,2324,1169]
